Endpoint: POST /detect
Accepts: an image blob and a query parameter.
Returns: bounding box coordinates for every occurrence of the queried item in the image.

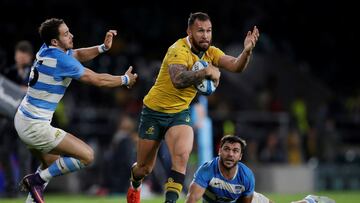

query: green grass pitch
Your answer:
[1,191,359,202]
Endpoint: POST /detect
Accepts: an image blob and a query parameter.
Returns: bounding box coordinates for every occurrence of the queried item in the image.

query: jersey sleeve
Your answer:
[166,45,189,67]
[209,46,225,67]
[193,162,212,189]
[54,51,85,80]
[241,165,255,197]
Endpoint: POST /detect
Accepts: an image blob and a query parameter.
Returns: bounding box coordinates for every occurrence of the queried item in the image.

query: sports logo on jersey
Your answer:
[235,185,245,194]
[54,129,62,139]
[185,115,190,122]
[145,126,155,135]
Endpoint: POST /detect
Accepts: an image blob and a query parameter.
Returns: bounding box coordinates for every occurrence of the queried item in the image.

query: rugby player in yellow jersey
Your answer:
[127,12,259,203]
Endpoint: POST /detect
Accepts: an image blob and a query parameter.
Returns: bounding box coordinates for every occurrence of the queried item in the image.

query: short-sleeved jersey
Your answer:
[143,37,225,113]
[18,43,84,121]
[193,157,255,203]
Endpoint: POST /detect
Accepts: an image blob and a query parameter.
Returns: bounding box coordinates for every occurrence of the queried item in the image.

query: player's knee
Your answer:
[133,163,153,176]
[174,152,190,165]
[142,165,153,176]
[82,148,94,166]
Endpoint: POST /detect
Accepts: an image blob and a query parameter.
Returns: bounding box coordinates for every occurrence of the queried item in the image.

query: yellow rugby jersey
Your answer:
[143,37,225,113]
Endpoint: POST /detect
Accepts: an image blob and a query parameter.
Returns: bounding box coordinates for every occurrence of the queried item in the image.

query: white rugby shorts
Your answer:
[252,191,271,203]
[14,111,67,153]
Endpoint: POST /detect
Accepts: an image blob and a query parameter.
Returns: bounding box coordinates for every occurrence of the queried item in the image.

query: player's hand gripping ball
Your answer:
[192,60,216,96]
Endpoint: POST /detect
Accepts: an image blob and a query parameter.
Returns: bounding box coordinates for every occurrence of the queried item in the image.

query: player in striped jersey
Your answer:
[185,135,273,203]
[14,18,137,203]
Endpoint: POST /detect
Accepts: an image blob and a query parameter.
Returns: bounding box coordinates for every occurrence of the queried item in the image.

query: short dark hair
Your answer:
[38,18,64,46]
[188,12,210,27]
[15,40,33,55]
[220,135,247,154]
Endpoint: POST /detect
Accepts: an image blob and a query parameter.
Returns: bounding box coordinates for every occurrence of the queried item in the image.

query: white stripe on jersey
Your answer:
[27,87,64,103]
[20,45,83,120]
[37,71,72,87]
[209,177,245,194]
[36,53,57,68]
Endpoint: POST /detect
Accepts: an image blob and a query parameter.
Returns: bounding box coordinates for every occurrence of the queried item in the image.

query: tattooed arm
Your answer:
[168,64,205,88]
[168,64,220,89]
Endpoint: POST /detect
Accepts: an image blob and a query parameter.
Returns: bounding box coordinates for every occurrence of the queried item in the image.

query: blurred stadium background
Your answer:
[0,0,359,202]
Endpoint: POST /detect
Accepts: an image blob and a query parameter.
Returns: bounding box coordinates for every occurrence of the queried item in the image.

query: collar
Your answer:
[217,157,238,181]
[186,36,205,58]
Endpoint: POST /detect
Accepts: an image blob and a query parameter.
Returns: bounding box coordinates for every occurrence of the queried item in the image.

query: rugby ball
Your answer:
[191,60,216,96]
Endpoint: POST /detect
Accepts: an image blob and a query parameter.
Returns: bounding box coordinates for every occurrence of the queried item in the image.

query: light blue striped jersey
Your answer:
[18,43,84,121]
[193,157,255,203]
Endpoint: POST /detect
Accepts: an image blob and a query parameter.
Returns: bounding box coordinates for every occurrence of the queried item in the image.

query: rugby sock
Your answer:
[164,170,185,203]
[130,164,143,189]
[39,157,85,182]
[304,197,316,203]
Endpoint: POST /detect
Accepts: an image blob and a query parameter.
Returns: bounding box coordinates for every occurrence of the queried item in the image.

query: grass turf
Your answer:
[0,191,359,202]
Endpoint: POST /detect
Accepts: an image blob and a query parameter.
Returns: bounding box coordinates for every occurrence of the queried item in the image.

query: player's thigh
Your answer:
[138,106,167,141]
[49,133,93,163]
[165,125,194,157]
[136,106,165,168]
[136,138,161,169]
[14,113,67,154]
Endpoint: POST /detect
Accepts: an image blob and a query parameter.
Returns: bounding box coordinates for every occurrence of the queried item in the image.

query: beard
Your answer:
[220,158,237,170]
[66,41,74,50]
[58,40,73,51]
[192,39,210,52]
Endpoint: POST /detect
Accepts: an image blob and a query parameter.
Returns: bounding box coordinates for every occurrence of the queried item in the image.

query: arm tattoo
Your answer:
[168,64,206,88]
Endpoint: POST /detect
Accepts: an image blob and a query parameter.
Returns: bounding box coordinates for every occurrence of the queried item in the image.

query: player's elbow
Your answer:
[87,76,105,87]
[172,75,193,88]
[80,70,106,87]
[231,64,245,73]
[89,77,103,87]
[94,79,107,87]
[231,59,247,73]
[171,78,186,89]
[172,82,185,89]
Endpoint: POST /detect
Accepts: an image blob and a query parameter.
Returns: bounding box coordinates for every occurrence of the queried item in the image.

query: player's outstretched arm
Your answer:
[79,66,137,88]
[185,181,206,203]
[73,30,117,62]
[218,26,260,73]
